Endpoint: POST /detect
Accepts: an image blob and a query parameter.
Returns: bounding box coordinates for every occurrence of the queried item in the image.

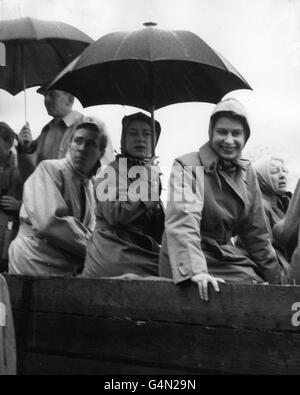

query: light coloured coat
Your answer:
[9,156,95,276]
[160,143,282,284]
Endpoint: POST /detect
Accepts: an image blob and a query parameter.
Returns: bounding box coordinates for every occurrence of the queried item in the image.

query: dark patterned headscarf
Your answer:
[120,112,161,162]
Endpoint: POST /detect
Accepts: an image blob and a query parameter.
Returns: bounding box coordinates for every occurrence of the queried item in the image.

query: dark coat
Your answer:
[273,180,300,283]
[82,157,165,277]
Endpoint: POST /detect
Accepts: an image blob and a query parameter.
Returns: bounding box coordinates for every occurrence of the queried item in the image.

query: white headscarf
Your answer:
[253,156,286,195]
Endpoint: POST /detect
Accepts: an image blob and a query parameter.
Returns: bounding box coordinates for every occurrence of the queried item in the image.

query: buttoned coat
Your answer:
[82,157,165,277]
[159,142,281,284]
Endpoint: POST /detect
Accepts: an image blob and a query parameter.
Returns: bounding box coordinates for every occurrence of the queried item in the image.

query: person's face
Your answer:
[211,116,246,160]
[269,159,288,194]
[44,90,73,118]
[125,120,152,159]
[69,127,104,175]
[0,137,11,164]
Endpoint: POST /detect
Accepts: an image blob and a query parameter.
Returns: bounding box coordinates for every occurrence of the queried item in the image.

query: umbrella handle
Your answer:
[22,45,27,123]
[23,88,27,124]
[151,105,156,157]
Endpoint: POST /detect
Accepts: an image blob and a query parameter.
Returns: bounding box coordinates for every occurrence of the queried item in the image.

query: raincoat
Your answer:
[8,154,95,276]
[17,110,82,181]
[82,112,165,277]
[160,100,281,284]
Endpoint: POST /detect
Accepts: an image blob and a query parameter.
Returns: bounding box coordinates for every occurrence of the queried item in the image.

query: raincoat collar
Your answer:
[199,142,249,174]
[65,151,91,184]
[51,110,82,128]
[199,142,250,207]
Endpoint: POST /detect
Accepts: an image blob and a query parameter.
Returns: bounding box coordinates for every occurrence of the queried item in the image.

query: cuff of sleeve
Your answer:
[16,141,36,154]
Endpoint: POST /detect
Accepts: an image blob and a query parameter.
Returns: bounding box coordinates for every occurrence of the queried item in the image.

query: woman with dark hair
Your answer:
[159,99,282,300]
[82,112,165,277]
[0,122,23,272]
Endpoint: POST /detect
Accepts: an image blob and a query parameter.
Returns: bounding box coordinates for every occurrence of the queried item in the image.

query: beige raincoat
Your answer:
[8,155,95,276]
[160,100,281,284]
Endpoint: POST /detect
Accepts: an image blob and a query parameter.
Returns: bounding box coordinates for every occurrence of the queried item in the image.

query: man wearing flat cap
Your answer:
[9,117,108,276]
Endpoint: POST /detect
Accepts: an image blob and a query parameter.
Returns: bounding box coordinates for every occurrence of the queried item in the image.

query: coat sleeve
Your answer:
[17,132,41,182]
[238,167,282,284]
[17,152,36,183]
[23,162,90,258]
[164,159,207,283]
[273,179,300,257]
[95,163,159,227]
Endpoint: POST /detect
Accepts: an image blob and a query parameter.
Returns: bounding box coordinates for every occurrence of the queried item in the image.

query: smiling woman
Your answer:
[160,98,283,301]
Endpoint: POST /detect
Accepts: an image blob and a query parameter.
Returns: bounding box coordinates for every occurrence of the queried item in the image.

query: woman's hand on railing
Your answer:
[191,272,225,301]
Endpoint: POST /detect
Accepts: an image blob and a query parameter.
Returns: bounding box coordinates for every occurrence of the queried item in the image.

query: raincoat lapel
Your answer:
[199,142,249,207]
[219,167,249,208]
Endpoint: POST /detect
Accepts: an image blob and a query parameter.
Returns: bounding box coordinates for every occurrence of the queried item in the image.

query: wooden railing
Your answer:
[4,274,300,375]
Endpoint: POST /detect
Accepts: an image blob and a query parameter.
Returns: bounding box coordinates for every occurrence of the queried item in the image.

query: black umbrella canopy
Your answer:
[0,17,93,95]
[49,24,252,111]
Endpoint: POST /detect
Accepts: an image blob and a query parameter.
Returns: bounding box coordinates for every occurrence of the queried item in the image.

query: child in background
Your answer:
[0,122,23,272]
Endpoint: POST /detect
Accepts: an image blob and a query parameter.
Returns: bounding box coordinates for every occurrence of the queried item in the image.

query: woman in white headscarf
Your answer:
[159,99,282,301]
[253,156,291,273]
[254,156,291,230]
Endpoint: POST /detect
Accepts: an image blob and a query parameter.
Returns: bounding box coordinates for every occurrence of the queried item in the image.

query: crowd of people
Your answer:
[1,87,300,300]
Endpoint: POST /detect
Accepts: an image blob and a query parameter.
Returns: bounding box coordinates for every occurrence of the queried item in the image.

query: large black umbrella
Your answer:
[0,17,93,120]
[49,23,252,153]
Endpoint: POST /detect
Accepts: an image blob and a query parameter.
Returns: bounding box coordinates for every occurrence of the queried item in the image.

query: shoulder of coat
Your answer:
[37,158,66,178]
[174,152,201,167]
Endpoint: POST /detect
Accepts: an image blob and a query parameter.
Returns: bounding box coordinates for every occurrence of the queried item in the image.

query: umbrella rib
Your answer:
[27,17,39,40]
[113,31,132,59]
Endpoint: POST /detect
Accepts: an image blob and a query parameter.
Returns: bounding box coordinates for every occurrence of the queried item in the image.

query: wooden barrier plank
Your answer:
[5,275,300,331]
[21,353,195,375]
[23,312,300,375]
[3,275,26,310]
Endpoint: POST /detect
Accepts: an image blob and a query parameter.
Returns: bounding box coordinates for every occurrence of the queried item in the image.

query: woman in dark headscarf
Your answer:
[253,156,291,272]
[82,112,165,277]
[159,98,282,300]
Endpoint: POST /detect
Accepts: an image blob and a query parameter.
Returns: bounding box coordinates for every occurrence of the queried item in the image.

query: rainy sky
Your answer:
[1,0,300,189]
